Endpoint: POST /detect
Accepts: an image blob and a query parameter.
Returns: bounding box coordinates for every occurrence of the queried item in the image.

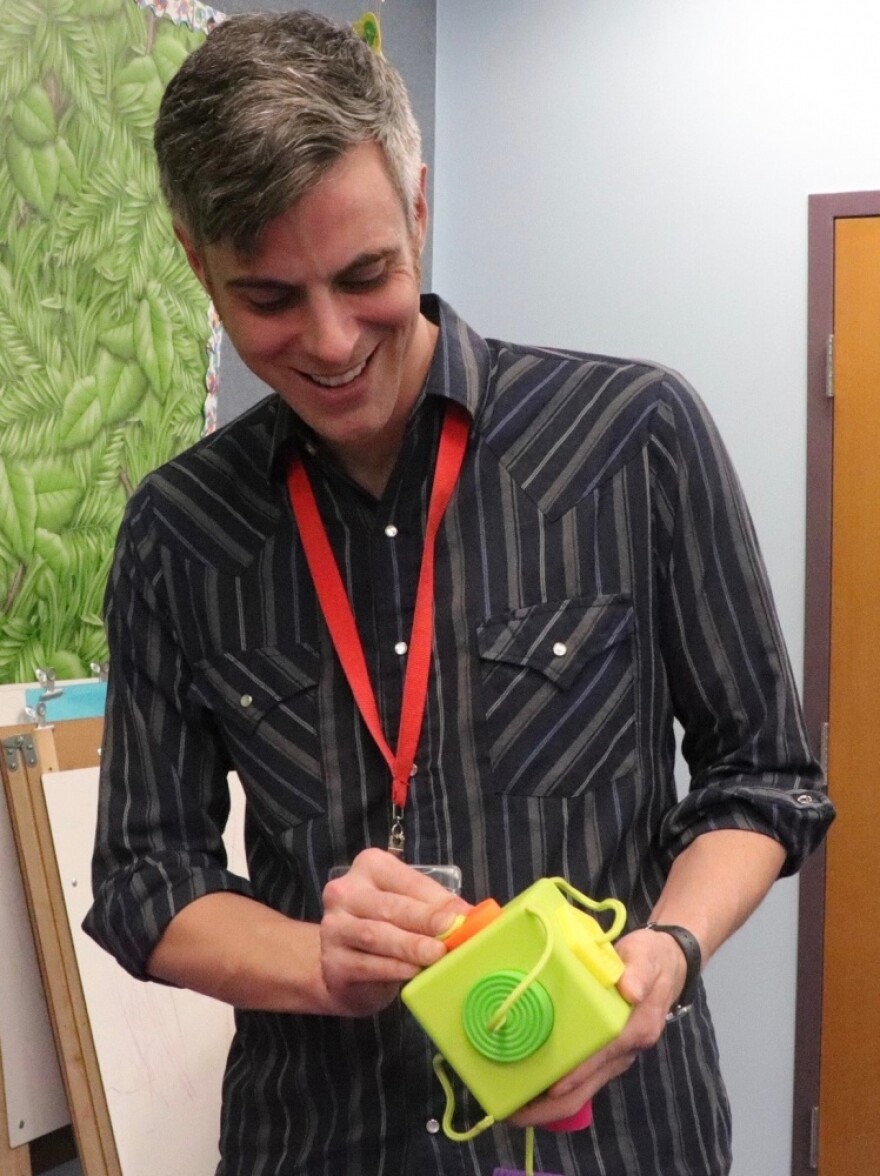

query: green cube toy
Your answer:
[401,877,632,1123]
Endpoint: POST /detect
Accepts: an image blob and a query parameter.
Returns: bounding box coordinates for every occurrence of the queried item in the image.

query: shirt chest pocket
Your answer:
[476,597,636,798]
[187,644,325,826]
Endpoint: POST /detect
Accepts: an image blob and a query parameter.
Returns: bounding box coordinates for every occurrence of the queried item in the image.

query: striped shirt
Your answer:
[85,295,833,1176]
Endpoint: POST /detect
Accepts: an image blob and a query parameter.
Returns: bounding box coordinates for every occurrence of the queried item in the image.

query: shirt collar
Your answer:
[267,294,491,478]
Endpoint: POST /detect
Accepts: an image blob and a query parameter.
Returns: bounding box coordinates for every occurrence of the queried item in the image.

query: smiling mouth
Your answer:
[306,354,371,388]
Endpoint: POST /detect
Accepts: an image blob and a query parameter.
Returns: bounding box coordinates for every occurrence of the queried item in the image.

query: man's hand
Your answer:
[510,829,786,1125]
[319,848,471,1017]
[508,927,688,1128]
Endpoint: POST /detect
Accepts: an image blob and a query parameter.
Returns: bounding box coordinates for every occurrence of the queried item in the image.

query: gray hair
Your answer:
[154,10,423,252]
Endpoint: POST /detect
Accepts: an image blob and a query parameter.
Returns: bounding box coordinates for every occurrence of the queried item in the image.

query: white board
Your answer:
[0,775,69,1146]
[0,682,32,726]
[42,767,247,1176]
[0,684,70,1147]
[0,678,113,1146]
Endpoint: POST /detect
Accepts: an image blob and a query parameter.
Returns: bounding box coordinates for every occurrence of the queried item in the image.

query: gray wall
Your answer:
[433,2,880,1172]
[213,0,437,426]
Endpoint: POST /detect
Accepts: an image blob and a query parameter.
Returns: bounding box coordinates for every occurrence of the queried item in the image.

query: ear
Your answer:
[412,164,429,254]
[174,224,210,293]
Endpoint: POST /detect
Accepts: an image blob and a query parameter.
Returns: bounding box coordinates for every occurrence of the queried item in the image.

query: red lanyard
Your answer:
[286,404,470,847]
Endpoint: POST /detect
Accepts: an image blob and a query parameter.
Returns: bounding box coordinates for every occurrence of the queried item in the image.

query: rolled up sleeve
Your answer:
[83,485,253,979]
[652,378,834,875]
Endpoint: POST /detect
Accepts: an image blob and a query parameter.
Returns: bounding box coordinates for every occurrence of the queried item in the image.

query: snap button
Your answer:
[795,793,814,805]
[552,641,568,657]
[384,524,398,538]
[426,1118,440,1134]
[239,694,253,708]
[394,641,408,656]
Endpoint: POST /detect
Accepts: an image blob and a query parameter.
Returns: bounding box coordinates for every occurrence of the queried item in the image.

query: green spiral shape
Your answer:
[462,970,554,1062]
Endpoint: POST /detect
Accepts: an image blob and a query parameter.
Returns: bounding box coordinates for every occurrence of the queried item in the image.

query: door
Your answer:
[820,214,880,1170]
[794,197,880,1174]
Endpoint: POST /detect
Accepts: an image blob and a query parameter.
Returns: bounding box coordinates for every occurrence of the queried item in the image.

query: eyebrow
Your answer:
[225,248,398,294]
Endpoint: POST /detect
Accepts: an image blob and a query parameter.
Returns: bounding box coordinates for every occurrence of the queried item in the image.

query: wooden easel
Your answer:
[1,718,120,1176]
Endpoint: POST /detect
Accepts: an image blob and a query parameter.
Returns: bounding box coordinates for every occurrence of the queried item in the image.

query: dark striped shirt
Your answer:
[85,295,833,1176]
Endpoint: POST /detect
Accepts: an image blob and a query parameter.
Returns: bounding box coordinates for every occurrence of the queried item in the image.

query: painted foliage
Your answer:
[0,0,215,683]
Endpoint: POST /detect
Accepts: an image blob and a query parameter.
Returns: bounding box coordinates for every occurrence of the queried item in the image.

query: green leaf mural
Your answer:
[0,0,217,684]
[12,83,58,145]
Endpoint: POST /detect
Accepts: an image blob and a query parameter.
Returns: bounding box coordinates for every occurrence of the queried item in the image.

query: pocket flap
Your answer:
[477,597,633,692]
[188,645,320,733]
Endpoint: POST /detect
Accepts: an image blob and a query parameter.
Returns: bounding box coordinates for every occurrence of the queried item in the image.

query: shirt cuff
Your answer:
[84,862,254,981]
[658,779,835,877]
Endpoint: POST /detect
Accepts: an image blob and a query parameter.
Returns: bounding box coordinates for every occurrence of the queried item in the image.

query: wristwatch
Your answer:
[646,923,702,1021]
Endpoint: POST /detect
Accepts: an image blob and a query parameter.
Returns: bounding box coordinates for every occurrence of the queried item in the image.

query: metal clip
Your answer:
[34,666,64,702]
[387,805,405,857]
[90,660,109,682]
[23,701,50,730]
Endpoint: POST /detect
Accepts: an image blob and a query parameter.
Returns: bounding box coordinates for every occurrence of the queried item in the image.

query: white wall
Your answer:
[434,3,880,1172]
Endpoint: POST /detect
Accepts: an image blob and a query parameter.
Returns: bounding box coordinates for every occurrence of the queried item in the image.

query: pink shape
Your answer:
[544,1098,594,1132]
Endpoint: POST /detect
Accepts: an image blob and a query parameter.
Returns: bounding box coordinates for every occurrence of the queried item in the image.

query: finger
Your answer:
[347,848,463,903]
[322,937,425,985]
[508,1081,594,1129]
[613,934,661,1005]
[509,1048,641,1128]
[323,886,466,945]
[322,907,447,969]
[614,927,686,1012]
[324,857,469,938]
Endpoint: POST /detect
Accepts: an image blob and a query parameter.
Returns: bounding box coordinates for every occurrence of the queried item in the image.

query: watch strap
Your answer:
[646,922,701,1021]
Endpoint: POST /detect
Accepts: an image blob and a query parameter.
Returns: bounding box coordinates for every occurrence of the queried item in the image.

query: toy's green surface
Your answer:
[401,879,632,1121]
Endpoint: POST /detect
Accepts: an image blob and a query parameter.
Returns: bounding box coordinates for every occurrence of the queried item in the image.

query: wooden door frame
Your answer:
[792,189,880,1175]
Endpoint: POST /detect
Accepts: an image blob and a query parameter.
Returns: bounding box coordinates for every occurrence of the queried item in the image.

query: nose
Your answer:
[300,290,359,368]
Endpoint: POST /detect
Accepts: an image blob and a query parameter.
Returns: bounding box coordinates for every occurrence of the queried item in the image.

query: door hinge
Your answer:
[2,733,38,772]
[809,1104,820,1169]
[819,721,829,778]
[825,333,835,398]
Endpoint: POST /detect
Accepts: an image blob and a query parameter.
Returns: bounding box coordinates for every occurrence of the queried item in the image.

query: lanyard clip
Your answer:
[388,804,405,857]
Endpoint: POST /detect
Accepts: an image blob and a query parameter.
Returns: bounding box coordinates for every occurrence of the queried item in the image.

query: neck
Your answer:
[333,436,403,499]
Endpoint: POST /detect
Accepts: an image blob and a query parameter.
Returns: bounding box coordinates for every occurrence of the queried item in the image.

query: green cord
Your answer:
[433,1053,537,1174]
[432,1054,495,1141]
[524,1126,536,1175]
[486,908,554,1032]
[488,879,626,1039]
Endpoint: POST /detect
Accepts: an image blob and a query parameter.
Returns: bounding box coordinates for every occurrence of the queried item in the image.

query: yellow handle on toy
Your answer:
[548,877,627,939]
[548,878,627,987]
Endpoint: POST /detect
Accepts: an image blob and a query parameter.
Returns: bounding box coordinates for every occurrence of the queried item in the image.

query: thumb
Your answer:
[614,933,656,1005]
[430,899,472,939]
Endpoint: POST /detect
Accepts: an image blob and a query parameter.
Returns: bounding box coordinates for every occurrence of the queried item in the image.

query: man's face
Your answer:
[180,142,436,488]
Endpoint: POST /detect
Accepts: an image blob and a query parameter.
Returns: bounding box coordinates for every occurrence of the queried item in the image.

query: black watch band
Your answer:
[646,923,702,1021]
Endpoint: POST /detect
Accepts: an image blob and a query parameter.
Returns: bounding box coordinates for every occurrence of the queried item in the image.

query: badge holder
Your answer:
[327,862,462,896]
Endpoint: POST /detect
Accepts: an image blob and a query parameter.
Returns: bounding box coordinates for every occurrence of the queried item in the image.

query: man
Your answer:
[85,11,834,1175]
